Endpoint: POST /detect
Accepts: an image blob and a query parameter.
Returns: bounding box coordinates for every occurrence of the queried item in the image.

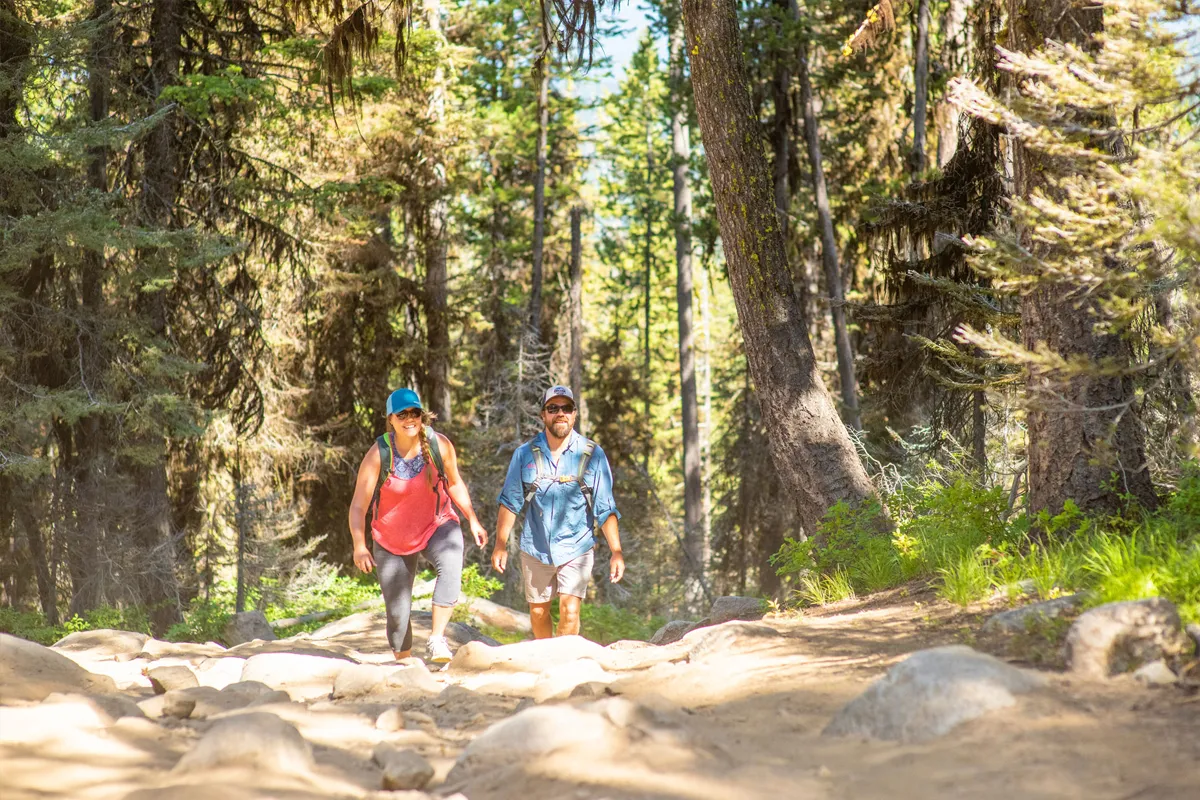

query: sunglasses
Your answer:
[544,404,575,415]
[393,408,422,420]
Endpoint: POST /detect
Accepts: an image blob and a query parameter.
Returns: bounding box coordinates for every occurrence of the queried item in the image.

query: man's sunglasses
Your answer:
[544,403,575,415]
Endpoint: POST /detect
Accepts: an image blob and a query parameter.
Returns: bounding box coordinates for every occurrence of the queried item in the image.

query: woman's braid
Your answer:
[418,424,437,491]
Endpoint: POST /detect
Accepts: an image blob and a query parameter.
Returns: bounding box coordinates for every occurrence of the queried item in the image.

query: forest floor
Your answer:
[3,585,1199,800]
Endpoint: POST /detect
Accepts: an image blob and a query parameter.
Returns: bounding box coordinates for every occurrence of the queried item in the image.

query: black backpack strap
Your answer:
[369,433,394,520]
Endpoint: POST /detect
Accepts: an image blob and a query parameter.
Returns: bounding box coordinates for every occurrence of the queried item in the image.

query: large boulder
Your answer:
[464,597,532,634]
[172,712,313,774]
[51,629,149,659]
[449,635,606,673]
[649,621,692,646]
[708,596,766,625]
[240,652,357,700]
[331,662,438,699]
[823,645,1045,743]
[222,611,277,646]
[982,595,1084,634]
[0,633,117,702]
[138,638,227,663]
[1065,598,1191,678]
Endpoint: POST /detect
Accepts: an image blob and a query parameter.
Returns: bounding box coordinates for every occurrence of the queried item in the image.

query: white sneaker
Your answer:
[425,635,453,664]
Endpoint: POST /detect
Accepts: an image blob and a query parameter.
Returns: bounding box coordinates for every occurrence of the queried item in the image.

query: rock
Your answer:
[373,743,435,791]
[222,611,277,646]
[709,596,766,625]
[568,681,613,700]
[140,683,277,719]
[533,658,611,703]
[1066,598,1191,678]
[982,595,1084,634]
[446,621,500,648]
[464,597,532,634]
[405,710,435,727]
[433,684,481,708]
[0,633,118,702]
[192,656,248,690]
[606,640,652,651]
[650,621,693,646]
[1132,660,1178,686]
[146,664,200,694]
[173,712,313,774]
[683,618,712,636]
[823,645,1045,743]
[376,707,405,732]
[1187,624,1200,656]
[240,652,357,700]
[449,705,623,779]
[0,698,113,744]
[163,693,197,719]
[680,620,784,662]
[386,662,440,694]
[51,629,149,659]
[450,635,606,673]
[219,679,281,700]
[332,663,389,699]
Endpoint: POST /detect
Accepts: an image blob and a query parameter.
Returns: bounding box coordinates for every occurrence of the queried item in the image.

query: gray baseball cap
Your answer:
[541,385,575,408]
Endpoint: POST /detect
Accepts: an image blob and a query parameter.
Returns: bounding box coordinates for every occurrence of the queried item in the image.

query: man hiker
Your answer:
[492,385,625,638]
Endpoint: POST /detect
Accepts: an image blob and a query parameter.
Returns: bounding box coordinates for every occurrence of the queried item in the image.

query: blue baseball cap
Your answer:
[386,388,422,416]
[541,385,575,408]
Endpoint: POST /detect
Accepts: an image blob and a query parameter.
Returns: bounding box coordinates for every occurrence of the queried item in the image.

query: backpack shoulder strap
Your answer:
[574,439,597,513]
[523,443,551,504]
[369,434,393,518]
[425,427,447,479]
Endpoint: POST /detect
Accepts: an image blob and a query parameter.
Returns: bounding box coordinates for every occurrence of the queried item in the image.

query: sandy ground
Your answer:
[2,586,1198,800]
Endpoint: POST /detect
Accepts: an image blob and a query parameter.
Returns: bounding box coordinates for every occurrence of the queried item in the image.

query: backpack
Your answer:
[521,438,603,541]
[369,429,450,521]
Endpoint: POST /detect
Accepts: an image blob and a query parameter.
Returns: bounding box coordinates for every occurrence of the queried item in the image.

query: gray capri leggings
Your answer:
[372,519,464,653]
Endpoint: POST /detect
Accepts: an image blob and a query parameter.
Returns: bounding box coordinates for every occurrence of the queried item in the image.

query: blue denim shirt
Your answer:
[498,430,620,567]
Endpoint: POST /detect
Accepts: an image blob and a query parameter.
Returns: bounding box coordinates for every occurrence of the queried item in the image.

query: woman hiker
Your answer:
[348,388,489,663]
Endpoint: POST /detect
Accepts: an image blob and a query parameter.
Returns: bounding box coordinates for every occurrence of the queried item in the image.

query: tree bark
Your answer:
[423,0,451,420]
[911,0,931,176]
[669,5,705,604]
[642,116,654,472]
[797,35,861,431]
[135,0,185,632]
[770,0,791,233]
[1009,0,1157,518]
[681,0,880,536]
[935,0,969,168]
[528,30,550,338]
[568,205,584,433]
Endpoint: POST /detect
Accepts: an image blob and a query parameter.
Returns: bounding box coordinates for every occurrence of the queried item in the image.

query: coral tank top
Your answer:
[371,443,458,556]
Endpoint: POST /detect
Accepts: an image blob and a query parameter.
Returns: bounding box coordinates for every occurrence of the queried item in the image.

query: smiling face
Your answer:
[388,407,423,438]
[541,400,576,439]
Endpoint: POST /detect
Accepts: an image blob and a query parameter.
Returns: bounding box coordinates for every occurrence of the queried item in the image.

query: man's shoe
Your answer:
[425,635,453,664]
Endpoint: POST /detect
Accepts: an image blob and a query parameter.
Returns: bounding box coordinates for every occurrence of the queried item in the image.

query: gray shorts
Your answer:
[520,549,594,603]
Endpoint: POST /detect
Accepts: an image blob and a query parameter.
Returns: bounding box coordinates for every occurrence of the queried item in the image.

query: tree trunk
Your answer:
[1010,0,1157,518]
[423,0,451,421]
[911,0,931,176]
[797,36,861,431]
[642,118,654,473]
[681,0,880,536]
[568,205,584,433]
[135,0,185,632]
[973,388,986,477]
[771,0,791,233]
[935,0,969,167]
[670,6,705,605]
[528,31,550,338]
[16,500,57,625]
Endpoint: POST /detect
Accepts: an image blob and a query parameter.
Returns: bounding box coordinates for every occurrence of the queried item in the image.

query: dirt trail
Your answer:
[2,590,1198,800]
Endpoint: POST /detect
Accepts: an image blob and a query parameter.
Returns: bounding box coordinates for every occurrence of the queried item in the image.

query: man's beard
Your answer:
[548,419,572,438]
